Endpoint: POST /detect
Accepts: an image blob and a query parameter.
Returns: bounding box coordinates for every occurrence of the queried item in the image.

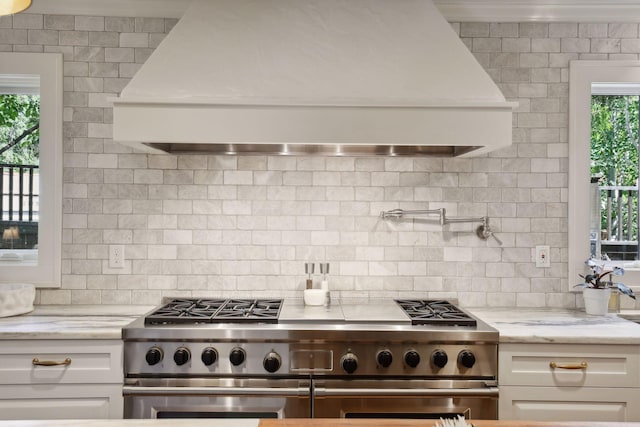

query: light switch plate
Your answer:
[535,245,550,268]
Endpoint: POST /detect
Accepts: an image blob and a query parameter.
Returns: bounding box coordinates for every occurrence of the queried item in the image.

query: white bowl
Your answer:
[0,283,36,317]
[303,289,326,306]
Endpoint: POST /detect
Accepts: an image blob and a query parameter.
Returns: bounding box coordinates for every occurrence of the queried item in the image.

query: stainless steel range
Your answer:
[122,298,498,420]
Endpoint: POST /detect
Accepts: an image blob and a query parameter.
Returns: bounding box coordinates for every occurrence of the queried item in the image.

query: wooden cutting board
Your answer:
[259,420,640,427]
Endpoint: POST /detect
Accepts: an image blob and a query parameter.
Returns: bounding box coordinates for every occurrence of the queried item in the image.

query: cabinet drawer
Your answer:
[0,383,123,419]
[499,386,640,421]
[0,340,122,385]
[499,343,640,388]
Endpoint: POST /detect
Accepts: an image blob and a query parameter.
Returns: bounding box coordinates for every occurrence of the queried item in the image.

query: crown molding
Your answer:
[435,0,640,22]
[27,0,191,19]
[24,0,640,22]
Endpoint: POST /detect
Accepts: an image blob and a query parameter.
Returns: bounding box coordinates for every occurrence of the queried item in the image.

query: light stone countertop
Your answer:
[470,307,640,344]
[0,305,153,340]
[3,303,640,345]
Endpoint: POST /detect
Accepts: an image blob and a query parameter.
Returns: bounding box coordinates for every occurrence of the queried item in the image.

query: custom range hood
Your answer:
[112,0,516,157]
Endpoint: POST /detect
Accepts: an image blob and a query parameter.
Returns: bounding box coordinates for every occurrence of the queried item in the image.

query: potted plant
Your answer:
[575,258,635,315]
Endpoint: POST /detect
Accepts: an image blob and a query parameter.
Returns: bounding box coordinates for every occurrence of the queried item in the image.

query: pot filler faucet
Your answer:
[379,207,502,244]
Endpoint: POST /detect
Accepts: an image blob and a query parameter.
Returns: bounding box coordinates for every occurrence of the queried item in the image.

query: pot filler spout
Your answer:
[111,0,517,157]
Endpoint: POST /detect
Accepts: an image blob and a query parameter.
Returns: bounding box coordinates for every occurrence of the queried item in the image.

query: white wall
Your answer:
[2,14,638,308]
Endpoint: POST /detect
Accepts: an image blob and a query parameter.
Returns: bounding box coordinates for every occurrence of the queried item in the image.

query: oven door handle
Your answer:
[123,385,309,397]
[313,387,499,398]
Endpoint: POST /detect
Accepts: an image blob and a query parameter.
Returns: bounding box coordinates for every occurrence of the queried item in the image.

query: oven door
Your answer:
[312,379,498,419]
[123,378,311,419]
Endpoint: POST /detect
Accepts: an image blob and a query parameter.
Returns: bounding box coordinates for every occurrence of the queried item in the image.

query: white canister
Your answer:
[303,289,325,306]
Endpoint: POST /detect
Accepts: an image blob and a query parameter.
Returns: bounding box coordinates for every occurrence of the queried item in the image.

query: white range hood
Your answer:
[112,0,516,157]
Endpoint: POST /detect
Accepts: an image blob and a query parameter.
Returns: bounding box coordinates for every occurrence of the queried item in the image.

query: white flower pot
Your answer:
[583,287,612,316]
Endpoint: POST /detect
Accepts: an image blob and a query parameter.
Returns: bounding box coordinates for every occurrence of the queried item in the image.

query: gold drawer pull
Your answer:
[549,361,588,370]
[32,357,72,366]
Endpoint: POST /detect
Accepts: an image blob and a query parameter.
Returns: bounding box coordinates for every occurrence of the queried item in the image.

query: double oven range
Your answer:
[123,298,498,419]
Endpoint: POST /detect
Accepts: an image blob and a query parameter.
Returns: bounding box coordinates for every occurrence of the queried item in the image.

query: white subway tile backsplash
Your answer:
[561,37,591,53]
[134,17,165,33]
[22,14,640,308]
[13,14,42,29]
[531,38,560,52]
[621,39,640,53]
[13,45,44,53]
[502,37,530,52]
[44,15,74,30]
[354,158,384,171]
[460,23,490,37]
[516,292,546,307]
[40,289,72,305]
[578,23,608,38]
[120,32,148,47]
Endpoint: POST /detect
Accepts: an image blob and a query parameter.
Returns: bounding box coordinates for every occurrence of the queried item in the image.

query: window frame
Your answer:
[569,60,640,291]
[0,53,62,287]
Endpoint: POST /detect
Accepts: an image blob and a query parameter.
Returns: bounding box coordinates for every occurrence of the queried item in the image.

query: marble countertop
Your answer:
[472,307,640,344]
[0,305,153,340]
[2,302,640,344]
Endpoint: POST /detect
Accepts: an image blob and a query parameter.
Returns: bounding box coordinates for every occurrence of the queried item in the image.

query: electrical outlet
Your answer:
[535,245,550,268]
[109,245,125,269]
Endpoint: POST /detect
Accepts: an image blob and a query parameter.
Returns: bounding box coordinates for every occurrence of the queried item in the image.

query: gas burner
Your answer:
[215,299,283,321]
[145,298,282,325]
[395,299,477,326]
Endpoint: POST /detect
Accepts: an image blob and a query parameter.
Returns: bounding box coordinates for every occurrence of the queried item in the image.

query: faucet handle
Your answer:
[476,219,502,245]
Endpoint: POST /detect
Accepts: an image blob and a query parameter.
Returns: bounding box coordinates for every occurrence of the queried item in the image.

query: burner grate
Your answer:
[145,298,282,325]
[395,299,477,326]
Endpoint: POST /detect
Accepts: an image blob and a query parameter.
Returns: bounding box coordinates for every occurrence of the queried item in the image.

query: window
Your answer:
[569,61,640,289]
[0,53,62,287]
[1,79,40,259]
[589,90,640,261]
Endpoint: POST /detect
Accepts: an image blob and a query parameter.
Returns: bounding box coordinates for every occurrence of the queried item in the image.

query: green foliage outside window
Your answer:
[591,95,639,242]
[0,94,40,165]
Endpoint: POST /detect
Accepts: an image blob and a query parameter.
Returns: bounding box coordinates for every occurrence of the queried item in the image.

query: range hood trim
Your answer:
[138,143,481,157]
[112,96,518,109]
[112,0,516,157]
[113,101,513,157]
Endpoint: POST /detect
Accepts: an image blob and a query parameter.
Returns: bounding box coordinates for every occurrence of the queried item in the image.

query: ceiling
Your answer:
[26,0,640,22]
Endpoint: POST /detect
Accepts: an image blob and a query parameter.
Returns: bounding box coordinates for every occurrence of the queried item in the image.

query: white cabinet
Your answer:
[0,340,123,419]
[499,343,640,422]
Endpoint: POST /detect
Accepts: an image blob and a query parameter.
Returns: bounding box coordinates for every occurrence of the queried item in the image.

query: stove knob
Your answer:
[376,350,393,368]
[431,349,448,369]
[458,350,476,369]
[404,350,420,368]
[201,347,218,366]
[229,347,246,366]
[263,351,282,373]
[145,347,163,366]
[341,353,359,374]
[174,347,191,366]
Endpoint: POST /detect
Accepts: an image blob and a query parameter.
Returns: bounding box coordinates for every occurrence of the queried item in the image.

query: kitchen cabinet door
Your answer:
[0,339,123,419]
[499,343,640,421]
[500,386,640,421]
[0,384,122,419]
